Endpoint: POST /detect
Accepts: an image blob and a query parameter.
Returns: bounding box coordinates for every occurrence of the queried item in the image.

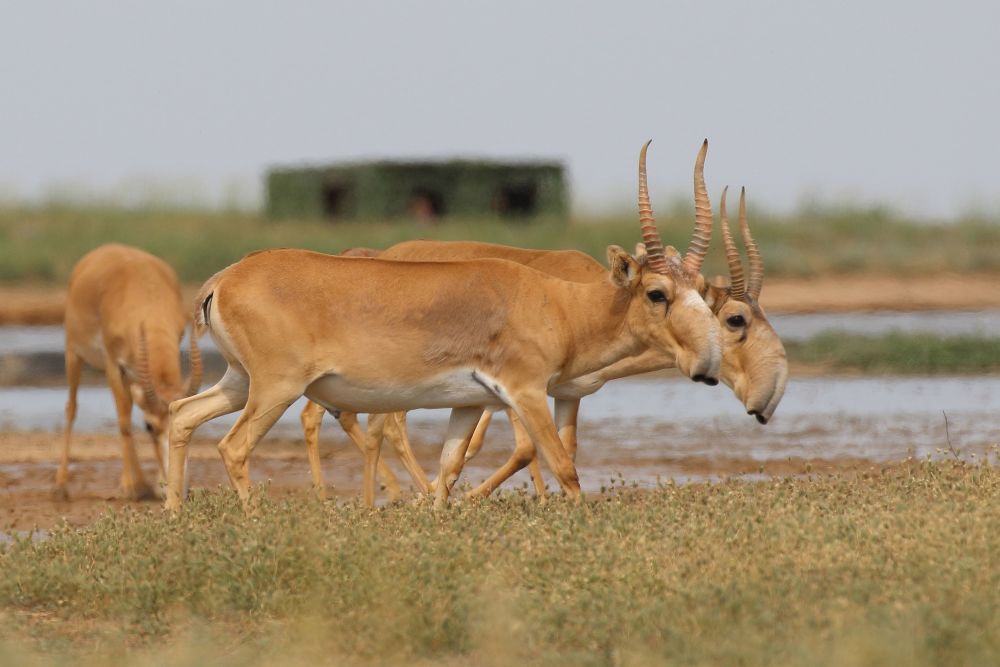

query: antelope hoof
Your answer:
[52,484,70,502]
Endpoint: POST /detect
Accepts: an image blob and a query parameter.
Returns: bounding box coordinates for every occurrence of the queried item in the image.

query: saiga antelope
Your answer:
[453,184,787,496]
[58,244,202,500]
[165,143,722,510]
[299,141,787,499]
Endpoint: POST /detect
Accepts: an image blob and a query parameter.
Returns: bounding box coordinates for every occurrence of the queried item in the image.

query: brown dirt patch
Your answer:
[758,271,1000,313]
[0,429,889,531]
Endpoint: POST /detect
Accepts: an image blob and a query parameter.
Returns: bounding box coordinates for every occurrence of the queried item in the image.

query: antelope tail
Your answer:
[193,269,226,335]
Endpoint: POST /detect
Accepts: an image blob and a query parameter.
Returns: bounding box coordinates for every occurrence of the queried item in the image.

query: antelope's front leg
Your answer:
[509,391,582,501]
[554,399,581,461]
[384,412,431,494]
[299,400,328,498]
[103,358,155,500]
[467,409,539,499]
[337,412,402,505]
[435,407,487,509]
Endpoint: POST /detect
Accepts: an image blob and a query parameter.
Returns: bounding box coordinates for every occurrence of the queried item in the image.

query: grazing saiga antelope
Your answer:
[165,143,723,511]
[300,141,787,499]
[57,244,202,500]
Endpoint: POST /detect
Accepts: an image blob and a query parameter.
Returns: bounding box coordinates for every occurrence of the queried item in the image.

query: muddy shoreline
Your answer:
[0,430,892,531]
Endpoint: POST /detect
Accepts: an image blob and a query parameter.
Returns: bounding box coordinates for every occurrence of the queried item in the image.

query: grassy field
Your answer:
[1,460,998,666]
[787,332,1000,374]
[1,203,999,283]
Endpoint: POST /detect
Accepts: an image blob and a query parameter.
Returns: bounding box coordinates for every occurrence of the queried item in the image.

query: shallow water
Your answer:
[770,310,1000,340]
[3,314,999,493]
[3,376,996,483]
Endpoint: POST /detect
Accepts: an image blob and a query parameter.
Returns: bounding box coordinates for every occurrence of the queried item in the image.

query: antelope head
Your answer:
[132,324,203,447]
[613,139,721,385]
[704,187,788,424]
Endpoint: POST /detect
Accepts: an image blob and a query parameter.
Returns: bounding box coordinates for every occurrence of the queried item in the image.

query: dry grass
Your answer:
[0,460,998,665]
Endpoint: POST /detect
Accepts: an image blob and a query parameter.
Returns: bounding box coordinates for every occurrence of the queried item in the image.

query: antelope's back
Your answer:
[382,239,607,283]
[208,248,572,378]
[66,243,186,335]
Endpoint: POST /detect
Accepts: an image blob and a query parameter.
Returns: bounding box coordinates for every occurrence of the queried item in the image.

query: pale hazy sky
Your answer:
[2,1,998,217]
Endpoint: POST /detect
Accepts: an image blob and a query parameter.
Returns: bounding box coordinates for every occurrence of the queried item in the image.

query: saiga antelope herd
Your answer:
[299,142,787,501]
[55,140,788,510]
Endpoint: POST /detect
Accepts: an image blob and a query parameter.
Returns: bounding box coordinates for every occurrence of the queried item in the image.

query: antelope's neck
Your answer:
[593,347,676,384]
[553,280,642,383]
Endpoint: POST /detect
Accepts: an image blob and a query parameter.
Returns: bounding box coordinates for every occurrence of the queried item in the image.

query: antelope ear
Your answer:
[704,275,730,312]
[634,242,648,261]
[606,245,640,288]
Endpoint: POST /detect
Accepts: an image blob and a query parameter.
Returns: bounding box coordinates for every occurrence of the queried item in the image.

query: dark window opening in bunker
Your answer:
[407,187,446,220]
[322,184,349,219]
[495,183,538,217]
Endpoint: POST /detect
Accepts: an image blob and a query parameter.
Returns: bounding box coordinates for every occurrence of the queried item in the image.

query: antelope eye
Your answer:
[726,314,747,328]
[144,421,154,433]
[646,290,667,304]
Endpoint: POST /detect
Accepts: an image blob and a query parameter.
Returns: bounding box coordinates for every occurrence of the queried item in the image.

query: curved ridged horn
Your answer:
[739,187,764,299]
[638,140,668,274]
[718,187,746,301]
[137,326,167,413]
[185,326,202,397]
[684,139,712,273]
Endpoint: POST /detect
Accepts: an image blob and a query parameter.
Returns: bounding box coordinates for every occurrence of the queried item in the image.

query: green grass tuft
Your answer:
[788,332,1000,373]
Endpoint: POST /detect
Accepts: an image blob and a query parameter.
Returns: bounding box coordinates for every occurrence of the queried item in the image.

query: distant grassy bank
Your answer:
[787,332,1000,374]
[1,203,998,283]
[0,461,997,666]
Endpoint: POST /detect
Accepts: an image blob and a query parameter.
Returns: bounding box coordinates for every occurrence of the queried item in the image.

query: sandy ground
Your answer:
[1,272,999,325]
[0,429,883,530]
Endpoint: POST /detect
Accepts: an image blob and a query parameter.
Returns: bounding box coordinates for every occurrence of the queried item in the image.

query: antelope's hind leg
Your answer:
[216,382,300,508]
[54,350,82,501]
[166,368,250,511]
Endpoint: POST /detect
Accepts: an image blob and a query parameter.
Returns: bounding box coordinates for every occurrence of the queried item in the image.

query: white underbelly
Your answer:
[305,368,508,413]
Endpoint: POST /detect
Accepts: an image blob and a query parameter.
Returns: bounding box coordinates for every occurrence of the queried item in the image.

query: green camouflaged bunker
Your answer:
[266,159,567,221]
